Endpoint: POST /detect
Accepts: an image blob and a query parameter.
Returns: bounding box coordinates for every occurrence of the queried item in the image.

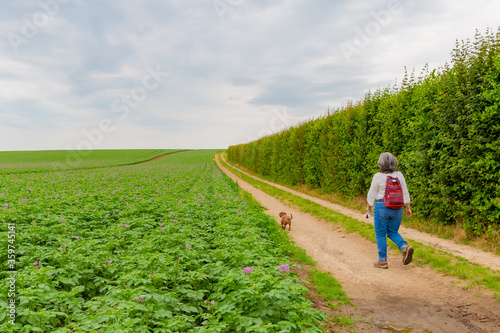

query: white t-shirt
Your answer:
[367,171,411,206]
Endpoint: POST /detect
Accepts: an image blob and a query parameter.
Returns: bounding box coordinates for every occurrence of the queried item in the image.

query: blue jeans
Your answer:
[374,200,407,260]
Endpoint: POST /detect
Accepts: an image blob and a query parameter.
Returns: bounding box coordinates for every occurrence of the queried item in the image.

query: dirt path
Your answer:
[219,155,500,272]
[216,154,500,333]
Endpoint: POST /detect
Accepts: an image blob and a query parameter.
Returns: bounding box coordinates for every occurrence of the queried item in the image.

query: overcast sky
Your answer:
[1,0,499,151]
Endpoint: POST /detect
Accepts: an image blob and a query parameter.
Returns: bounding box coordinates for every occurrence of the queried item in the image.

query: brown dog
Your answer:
[279,212,293,231]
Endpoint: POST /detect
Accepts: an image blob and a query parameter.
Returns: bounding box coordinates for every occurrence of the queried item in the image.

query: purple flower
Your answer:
[277,264,290,272]
[33,261,40,266]
[185,244,191,248]
[136,297,145,302]
[241,267,254,274]
[170,212,174,216]
[106,260,112,264]
[173,219,178,223]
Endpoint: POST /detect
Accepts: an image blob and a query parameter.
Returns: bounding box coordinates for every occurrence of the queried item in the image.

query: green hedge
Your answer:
[227,29,500,234]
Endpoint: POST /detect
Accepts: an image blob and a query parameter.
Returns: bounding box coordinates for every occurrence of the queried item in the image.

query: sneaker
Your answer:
[402,244,414,265]
[374,260,388,269]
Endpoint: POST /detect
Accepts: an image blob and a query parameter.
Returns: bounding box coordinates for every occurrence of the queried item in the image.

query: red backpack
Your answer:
[384,176,405,209]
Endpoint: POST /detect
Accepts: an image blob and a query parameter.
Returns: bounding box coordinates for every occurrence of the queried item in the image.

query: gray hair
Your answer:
[378,152,398,173]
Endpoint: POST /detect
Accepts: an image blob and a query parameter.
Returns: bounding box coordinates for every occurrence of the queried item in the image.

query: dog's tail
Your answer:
[290,214,293,220]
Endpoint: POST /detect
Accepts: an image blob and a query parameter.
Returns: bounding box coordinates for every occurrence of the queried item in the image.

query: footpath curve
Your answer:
[216,154,500,333]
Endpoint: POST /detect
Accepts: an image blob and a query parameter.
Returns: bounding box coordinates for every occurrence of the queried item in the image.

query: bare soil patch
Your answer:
[135,153,175,164]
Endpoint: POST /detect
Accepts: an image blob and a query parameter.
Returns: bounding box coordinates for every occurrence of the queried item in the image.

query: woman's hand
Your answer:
[406,203,412,218]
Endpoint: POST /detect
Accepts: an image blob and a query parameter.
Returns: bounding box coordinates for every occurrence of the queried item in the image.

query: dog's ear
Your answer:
[279,212,286,217]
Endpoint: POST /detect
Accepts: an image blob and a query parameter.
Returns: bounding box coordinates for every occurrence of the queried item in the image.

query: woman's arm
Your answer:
[397,172,411,204]
[366,173,380,208]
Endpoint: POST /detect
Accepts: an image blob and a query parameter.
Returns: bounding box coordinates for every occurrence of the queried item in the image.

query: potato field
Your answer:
[0,150,326,332]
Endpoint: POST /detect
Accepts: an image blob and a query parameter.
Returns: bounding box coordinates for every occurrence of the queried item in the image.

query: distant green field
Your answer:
[0,149,185,174]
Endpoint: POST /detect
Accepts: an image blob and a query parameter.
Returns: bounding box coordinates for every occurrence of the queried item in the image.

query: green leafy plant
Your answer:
[0,150,328,332]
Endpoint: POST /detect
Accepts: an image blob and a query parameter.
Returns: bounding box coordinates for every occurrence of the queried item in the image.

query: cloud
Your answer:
[1,0,499,150]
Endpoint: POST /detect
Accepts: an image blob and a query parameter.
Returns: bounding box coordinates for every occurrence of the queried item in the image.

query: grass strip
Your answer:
[308,269,357,329]
[218,154,500,302]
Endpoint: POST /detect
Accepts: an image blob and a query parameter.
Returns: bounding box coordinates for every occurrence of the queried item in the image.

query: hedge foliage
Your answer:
[227,29,500,234]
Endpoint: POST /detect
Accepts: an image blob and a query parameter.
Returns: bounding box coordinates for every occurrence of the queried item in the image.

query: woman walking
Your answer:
[366,152,413,269]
